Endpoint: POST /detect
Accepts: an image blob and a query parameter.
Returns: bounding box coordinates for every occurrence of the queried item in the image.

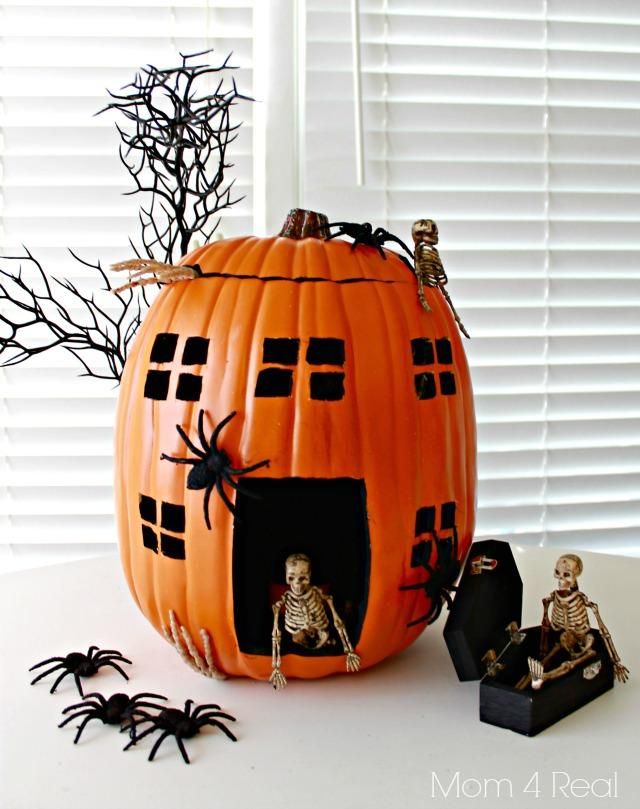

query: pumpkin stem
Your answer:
[278,209,330,240]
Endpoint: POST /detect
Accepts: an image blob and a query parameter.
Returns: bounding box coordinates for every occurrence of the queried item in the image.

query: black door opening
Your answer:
[232,478,370,656]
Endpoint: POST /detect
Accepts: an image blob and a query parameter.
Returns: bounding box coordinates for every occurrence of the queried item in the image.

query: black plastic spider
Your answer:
[400,528,461,627]
[58,691,167,744]
[29,646,132,696]
[125,699,237,764]
[161,410,269,530]
[325,220,414,266]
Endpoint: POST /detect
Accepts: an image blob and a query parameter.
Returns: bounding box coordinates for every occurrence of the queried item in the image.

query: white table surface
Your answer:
[1,545,638,809]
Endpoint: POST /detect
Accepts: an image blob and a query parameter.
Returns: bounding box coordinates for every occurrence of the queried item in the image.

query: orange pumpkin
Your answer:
[115,210,476,681]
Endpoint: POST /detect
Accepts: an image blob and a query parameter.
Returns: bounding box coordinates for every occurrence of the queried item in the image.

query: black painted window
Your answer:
[139,494,186,560]
[263,338,300,365]
[306,337,345,366]
[144,334,210,403]
[411,336,456,400]
[255,336,347,400]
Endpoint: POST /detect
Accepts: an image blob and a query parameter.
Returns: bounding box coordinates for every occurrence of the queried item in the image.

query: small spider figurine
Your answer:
[400,528,461,627]
[29,646,132,696]
[161,409,269,530]
[325,221,414,266]
[125,699,237,764]
[58,691,168,744]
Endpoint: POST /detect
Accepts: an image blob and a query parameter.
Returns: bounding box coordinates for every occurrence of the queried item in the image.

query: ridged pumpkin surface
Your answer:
[115,233,476,680]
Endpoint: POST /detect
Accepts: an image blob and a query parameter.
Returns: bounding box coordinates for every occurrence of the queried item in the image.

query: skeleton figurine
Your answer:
[411,219,470,339]
[521,554,629,690]
[270,553,361,690]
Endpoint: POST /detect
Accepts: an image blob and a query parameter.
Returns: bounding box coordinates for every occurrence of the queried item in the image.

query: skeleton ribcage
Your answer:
[284,588,329,634]
[550,591,590,634]
[415,244,447,286]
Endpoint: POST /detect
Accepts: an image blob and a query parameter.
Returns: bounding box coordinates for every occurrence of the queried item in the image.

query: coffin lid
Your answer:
[444,539,523,682]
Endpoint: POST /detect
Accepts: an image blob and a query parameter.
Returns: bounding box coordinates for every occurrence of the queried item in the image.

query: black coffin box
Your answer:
[444,539,615,736]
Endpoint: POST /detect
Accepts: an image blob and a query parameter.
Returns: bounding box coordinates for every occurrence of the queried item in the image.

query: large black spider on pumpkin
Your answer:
[400,527,462,627]
[324,220,415,269]
[58,691,168,744]
[125,699,237,764]
[161,409,269,530]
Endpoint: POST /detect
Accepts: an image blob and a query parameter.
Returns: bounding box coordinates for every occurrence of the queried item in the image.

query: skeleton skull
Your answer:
[554,555,582,590]
[411,218,439,247]
[285,553,312,596]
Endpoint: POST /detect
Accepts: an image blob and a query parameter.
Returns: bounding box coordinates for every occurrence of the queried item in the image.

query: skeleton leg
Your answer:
[270,600,287,690]
[526,632,596,690]
[589,602,629,683]
[324,595,361,673]
[516,641,562,690]
[416,275,431,313]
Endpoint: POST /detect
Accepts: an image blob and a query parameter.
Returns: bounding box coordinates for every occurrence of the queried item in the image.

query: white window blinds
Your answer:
[303,0,640,553]
[0,0,254,571]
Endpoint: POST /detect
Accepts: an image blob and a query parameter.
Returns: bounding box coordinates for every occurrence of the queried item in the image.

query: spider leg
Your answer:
[183,700,195,717]
[148,730,173,762]
[58,709,96,728]
[191,703,221,718]
[99,661,130,681]
[197,409,209,452]
[215,478,236,516]
[62,699,102,714]
[373,227,414,260]
[174,734,191,765]
[29,663,64,685]
[48,669,72,694]
[200,718,238,742]
[94,652,132,664]
[92,649,129,658]
[79,692,107,705]
[85,646,99,659]
[73,672,84,696]
[227,458,270,476]
[441,589,455,611]
[176,424,206,458]
[203,484,214,530]
[130,692,167,702]
[74,715,102,744]
[427,598,444,626]
[160,453,200,466]
[406,610,434,628]
[124,724,157,751]
[399,580,430,592]
[210,411,237,452]
[29,656,64,671]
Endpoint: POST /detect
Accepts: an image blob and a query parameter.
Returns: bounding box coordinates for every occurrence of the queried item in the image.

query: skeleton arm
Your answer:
[270,597,287,690]
[587,599,629,683]
[322,594,361,673]
[539,594,553,655]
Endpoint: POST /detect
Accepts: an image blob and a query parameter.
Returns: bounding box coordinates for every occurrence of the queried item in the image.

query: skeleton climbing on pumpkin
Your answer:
[270,553,360,690]
[411,219,470,339]
[519,554,628,690]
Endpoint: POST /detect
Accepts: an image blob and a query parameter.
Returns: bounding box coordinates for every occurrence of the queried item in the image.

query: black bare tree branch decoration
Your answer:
[98,48,252,263]
[0,49,249,382]
[0,249,144,382]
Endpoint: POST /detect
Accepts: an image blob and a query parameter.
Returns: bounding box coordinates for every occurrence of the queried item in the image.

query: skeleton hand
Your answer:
[614,662,629,683]
[346,652,361,673]
[269,666,287,691]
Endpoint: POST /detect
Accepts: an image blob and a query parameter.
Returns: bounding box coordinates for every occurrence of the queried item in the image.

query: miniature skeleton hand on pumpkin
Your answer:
[270,554,361,690]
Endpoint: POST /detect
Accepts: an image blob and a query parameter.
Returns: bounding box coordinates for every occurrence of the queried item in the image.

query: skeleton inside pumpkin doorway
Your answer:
[270,554,361,690]
[517,554,629,690]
